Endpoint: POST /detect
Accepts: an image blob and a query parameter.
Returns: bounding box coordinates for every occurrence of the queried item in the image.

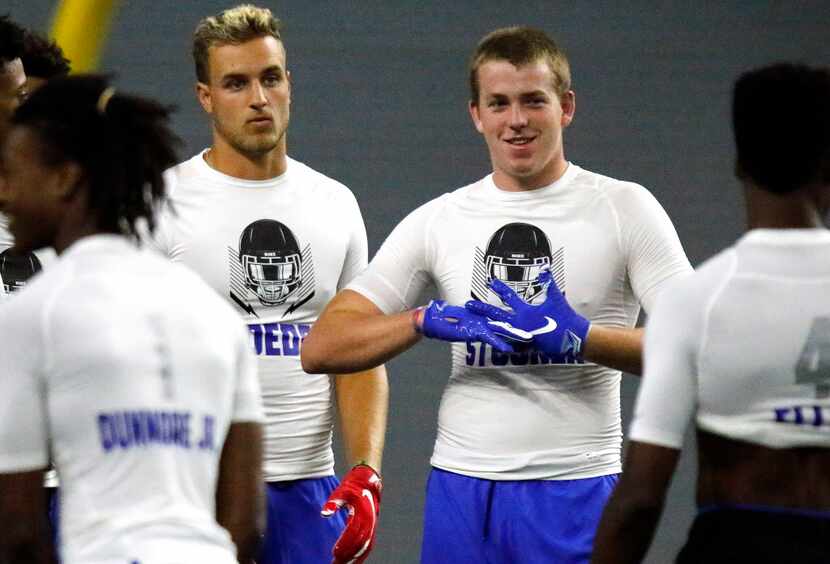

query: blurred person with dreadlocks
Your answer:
[0,75,265,564]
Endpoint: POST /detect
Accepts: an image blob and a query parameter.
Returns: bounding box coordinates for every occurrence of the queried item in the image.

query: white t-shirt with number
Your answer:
[348,163,692,480]
[0,235,263,563]
[153,151,369,481]
[631,228,830,450]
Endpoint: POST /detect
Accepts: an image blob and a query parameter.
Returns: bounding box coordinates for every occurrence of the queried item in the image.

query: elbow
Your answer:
[301,323,371,374]
[300,341,328,374]
[301,329,349,374]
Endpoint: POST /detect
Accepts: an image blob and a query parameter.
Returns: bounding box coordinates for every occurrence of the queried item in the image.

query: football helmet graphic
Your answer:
[0,249,43,294]
[238,219,303,306]
[484,223,552,302]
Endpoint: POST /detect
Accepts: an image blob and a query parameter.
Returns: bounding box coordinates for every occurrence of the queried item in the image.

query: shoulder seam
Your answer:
[422,193,453,268]
[696,249,738,383]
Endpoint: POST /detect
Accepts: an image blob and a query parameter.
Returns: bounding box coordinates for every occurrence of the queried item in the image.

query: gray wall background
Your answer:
[7,1,828,562]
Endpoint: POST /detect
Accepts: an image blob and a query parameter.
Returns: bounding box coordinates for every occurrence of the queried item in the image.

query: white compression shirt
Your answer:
[632,228,830,449]
[348,163,692,480]
[0,235,264,563]
[153,151,369,481]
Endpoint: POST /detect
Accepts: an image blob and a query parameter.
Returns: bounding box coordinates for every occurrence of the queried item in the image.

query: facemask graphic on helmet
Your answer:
[0,249,43,294]
[483,222,552,302]
[238,219,303,306]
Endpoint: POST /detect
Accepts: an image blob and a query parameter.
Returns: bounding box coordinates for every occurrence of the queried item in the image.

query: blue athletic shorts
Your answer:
[421,467,618,564]
[259,476,347,564]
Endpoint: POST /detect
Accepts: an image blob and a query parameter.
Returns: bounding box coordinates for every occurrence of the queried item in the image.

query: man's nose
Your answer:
[249,81,268,108]
[508,104,529,129]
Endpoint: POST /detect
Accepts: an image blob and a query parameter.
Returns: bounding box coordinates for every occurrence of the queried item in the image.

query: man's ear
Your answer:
[560,90,575,128]
[196,81,213,114]
[469,100,484,134]
[52,160,84,201]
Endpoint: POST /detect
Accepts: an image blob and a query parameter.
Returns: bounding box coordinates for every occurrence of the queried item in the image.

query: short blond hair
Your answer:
[469,26,571,105]
[193,4,282,83]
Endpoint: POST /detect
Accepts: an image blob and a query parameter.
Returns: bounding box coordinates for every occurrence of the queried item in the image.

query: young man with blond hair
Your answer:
[303,26,691,563]
[152,5,388,563]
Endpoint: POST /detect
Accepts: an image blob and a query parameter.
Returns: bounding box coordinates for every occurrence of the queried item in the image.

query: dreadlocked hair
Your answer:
[21,30,71,79]
[12,74,180,239]
[0,14,26,62]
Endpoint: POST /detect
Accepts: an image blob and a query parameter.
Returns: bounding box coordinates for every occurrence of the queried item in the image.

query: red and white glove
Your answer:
[321,464,382,564]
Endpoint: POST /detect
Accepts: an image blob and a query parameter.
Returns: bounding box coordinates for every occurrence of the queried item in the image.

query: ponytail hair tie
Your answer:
[96,86,116,115]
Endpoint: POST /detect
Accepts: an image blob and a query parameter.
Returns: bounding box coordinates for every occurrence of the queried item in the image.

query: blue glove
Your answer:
[419,299,514,353]
[465,271,590,363]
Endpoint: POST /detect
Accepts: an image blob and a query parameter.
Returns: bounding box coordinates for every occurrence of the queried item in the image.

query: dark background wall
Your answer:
[7,1,828,562]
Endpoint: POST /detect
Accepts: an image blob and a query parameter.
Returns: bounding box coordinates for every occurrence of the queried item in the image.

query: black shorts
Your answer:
[676,507,830,563]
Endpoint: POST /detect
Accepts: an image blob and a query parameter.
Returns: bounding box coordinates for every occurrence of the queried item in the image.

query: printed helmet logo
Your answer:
[484,223,552,302]
[238,219,302,306]
[0,249,43,293]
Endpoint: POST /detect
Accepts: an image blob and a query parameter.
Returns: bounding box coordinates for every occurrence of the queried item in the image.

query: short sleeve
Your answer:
[0,296,49,471]
[230,325,265,423]
[336,190,369,291]
[618,185,693,314]
[345,198,440,314]
[629,274,702,449]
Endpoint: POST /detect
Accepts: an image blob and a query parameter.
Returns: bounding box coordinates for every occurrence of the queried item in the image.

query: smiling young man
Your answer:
[302,27,691,563]
[150,5,387,564]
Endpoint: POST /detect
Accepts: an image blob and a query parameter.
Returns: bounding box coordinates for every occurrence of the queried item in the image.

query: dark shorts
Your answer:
[676,506,830,564]
[46,486,60,558]
[421,467,618,564]
[259,476,347,564]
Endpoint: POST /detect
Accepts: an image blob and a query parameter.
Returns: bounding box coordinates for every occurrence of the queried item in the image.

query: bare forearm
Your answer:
[302,290,423,374]
[592,442,679,564]
[335,366,389,472]
[0,470,54,564]
[216,423,265,563]
[583,326,643,375]
[591,494,663,564]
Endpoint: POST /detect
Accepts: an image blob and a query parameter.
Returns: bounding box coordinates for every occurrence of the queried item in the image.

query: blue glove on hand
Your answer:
[464,271,590,363]
[418,299,514,353]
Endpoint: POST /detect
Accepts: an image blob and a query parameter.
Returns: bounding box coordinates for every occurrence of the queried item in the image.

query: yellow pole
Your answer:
[50,0,120,73]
